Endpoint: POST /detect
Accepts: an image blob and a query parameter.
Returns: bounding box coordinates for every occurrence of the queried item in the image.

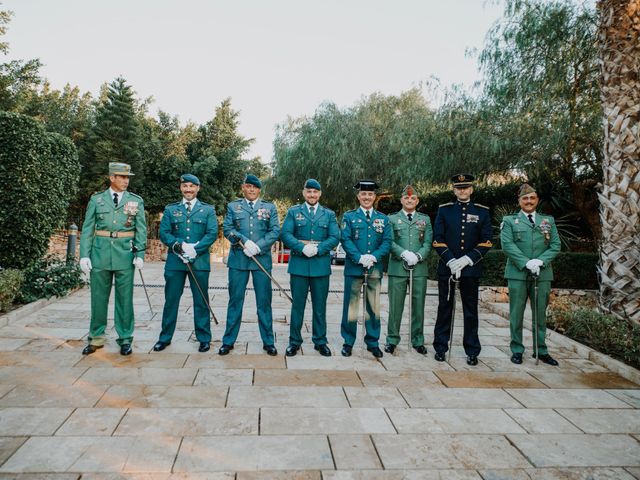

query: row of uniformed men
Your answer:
[79,163,560,367]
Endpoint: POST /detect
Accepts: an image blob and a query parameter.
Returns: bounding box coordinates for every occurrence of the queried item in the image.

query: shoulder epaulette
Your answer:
[169,201,181,206]
[345,209,357,214]
[475,203,489,210]
[127,192,143,200]
[439,202,454,208]
[91,191,102,197]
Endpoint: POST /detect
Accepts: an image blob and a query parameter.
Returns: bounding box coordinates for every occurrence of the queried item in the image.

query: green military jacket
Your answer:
[80,189,147,271]
[387,211,433,277]
[500,211,561,281]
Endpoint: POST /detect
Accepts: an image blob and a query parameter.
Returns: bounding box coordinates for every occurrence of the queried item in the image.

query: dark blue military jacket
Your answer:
[432,200,493,278]
[159,199,218,271]
[341,208,392,276]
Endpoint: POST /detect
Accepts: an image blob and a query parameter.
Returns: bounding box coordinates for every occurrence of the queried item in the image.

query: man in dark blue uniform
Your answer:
[220,174,280,356]
[432,174,493,365]
[154,174,218,353]
[281,179,340,356]
[340,180,392,358]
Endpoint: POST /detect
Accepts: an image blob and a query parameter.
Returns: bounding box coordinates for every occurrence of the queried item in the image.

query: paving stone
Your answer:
[0,474,80,479]
[372,434,531,469]
[435,371,547,388]
[77,352,188,368]
[285,356,385,371]
[329,435,382,470]
[506,389,633,408]
[0,384,13,398]
[96,385,227,408]
[0,351,81,368]
[193,368,254,386]
[530,372,640,389]
[115,407,257,436]
[386,408,526,434]
[0,366,87,385]
[504,409,582,434]
[174,435,334,471]
[607,390,640,408]
[344,387,408,408]
[261,407,395,434]
[0,384,107,407]
[0,407,72,435]
[56,408,126,436]
[80,367,197,386]
[626,467,640,479]
[237,472,321,480]
[358,370,444,388]
[228,386,348,407]
[563,359,610,373]
[0,339,31,351]
[507,434,640,467]
[322,472,481,480]
[377,354,455,371]
[185,353,285,369]
[0,436,180,473]
[0,436,27,465]
[479,467,637,479]
[479,357,581,373]
[253,369,361,386]
[399,387,523,408]
[556,409,640,434]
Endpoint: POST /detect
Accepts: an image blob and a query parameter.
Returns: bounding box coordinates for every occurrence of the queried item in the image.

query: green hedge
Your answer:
[18,255,84,304]
[0,268,25,312]
[426,249,598,289]
[0,112,80,269]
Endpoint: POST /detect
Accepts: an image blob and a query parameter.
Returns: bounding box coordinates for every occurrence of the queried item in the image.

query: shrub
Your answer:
[18,255,85,303]
[0,268,25,312]
[0,112,80,269]
[549,306,640,370]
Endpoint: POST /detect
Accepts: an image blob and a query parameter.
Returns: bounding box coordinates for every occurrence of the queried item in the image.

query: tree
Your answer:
[596,0,640,324]
[477,0,603,239]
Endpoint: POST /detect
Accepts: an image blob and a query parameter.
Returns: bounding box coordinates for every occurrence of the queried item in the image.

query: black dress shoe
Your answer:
[314,344,332,357]
[413,345,428,355]
[218,344,234,355]
[120,344,132,356]
[153,341,170,352]
[263,345,278,356]
[534,353,559,366]
[384,344,396,354]
[466,355,478,366]
[367,346,384,358]
[341,344,353,357]
[434,352,446,362]
[511,352,523,364]
[82,344,103,355]
[198,342,210,353]
[285,345,299,357]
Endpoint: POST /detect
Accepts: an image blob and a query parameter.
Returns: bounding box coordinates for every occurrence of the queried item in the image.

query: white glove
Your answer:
[358,255,374,269]
[302,243,318,258]
[447,258,464,277]
[364,254,377,268]
[243,247,256,258]
[401,250,419,266]
[182,242,197,259]
[79,257,92,275]
[526,259,543,275]
[133,257,144,270]
[180,255,190,264]
[459,255,473,268]
[244,239,261,256]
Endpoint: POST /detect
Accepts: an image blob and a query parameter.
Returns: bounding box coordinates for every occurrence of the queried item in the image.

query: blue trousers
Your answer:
[222,267,275,346]
[288,274,330,347]
[159,269,212,344]
[340,272,382,348]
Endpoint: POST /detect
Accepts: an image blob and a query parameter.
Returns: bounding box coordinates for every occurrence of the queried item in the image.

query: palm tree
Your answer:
[597,0,640,323]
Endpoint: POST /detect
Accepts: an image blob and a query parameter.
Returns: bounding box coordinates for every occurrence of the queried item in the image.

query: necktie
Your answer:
[366,210,371,221]
[407,213,413,222]
[527,213,534,225]
[309,206,315,217]
[186,201,192,213]
[249,201,254,210]
[113,192,118,207]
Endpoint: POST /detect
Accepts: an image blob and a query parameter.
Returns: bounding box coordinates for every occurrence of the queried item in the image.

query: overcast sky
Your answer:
[3,0,504,163]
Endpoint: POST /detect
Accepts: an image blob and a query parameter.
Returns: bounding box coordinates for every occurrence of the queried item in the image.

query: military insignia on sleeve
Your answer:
[373,218,385,233]
[466,214,479,223]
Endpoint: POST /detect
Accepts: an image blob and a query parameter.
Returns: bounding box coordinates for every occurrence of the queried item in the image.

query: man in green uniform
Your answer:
[220,174,280,356]
[153,174,218,353]
[385,185,433,355]
[501,183,561,366]
[340,180,392,358]
[79,162,147,356]
[281,179,340,357]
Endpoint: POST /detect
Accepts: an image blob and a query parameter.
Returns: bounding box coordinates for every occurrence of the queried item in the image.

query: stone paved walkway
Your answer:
[0,263,639,479]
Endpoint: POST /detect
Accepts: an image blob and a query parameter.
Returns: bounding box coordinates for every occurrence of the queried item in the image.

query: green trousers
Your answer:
[386,274,427,347]
[89,267,135,346]
[288,274,330,347]
[508,278,551,355]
